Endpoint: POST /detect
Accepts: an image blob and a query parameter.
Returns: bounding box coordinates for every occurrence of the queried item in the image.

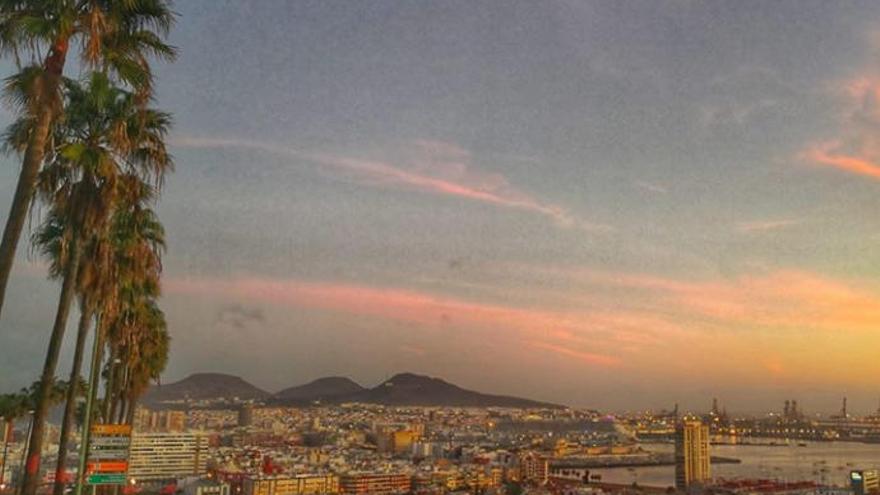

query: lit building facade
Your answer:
[518,452,548,484]
[675,419,711,490]
[339,473,411,495]
[851,470,880,495]
[133,408,187,433]
[243,475,339,495]
[128,432,207,481]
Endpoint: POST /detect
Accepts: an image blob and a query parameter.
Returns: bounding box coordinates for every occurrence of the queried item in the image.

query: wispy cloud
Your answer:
[172,136,610,232]
[801,61,880,181]
[164,267,880,386]
[164,275,670,368]
[528,341,620,367]
[803,140,880,181]
[736,218,802,233]
[634,181,668,194]
[589,269,880,332]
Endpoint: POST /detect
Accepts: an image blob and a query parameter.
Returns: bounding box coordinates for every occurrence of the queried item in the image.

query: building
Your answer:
[519,452,549,484]
[339,473,411,495]
[184,480,231,495]
[851,470,880,495]
[128,432,208,481]
[675,419,711,490]
[134,408,187,433]
[238,405,254,427]
[376,430,419,455]
[244,475,339,495]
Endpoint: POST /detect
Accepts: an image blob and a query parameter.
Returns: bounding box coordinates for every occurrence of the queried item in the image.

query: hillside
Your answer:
[142,372,269,405]
[341,372,562,408]
[273,376,365,403]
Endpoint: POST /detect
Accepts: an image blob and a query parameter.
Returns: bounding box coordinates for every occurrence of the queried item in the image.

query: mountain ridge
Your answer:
[145,371,563,409]
[142,372,270,405]
[273,376,365,402]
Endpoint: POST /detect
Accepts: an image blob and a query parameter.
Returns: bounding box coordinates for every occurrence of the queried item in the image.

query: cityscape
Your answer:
[2,2,880,495]
[6,372,880,495]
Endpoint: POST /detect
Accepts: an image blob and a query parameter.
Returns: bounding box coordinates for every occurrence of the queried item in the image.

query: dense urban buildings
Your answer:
[3,394,880,495]
[244,474,339,495]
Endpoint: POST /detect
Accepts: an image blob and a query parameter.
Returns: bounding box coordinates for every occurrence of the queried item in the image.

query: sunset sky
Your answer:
[3,0,880,413]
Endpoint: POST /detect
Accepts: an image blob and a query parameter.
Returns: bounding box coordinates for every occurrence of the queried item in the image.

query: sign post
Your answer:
[85,424,131,485]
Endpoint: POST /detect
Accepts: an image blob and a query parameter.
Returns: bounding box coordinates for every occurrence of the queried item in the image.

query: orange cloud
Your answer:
[588,268,880,332]
[804,141,880,180]
[164,268,880,387]
[801,69,880,181]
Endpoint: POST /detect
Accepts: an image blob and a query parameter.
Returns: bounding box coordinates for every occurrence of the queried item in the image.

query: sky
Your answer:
[3,0,880,413]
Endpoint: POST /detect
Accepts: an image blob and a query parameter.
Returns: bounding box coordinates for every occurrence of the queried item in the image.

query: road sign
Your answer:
[86,424,132,485]
[86,474,127,485]
[87,462,128,473]
[91,425,131,435]
[91,436,131,447]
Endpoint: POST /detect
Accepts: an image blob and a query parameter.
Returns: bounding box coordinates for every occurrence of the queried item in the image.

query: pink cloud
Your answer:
[171,136,610,232]
[803,140,880,180]
[164,276,671,368]
[527,341,621,367]
[801,69,880,181]
[163,268,880,386]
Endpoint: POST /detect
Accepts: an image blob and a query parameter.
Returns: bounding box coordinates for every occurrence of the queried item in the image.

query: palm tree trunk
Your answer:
[52,304,91,495]
[102,346,119,423]
[73,316,104,495]
[0,419,11,487]
[113,367,130,424]
[0,104,55,324]
[124,397,137,426]
[21,237,79,495]
[0,37,68,324]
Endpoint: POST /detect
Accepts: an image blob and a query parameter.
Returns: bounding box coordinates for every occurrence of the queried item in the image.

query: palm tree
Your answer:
[106,296,169,424]
[0,392,28,489]
[40,236,116,495]
[3,382,67,493]
[100,184,165,425]
[0,0,176,323]
[20,72,172,495]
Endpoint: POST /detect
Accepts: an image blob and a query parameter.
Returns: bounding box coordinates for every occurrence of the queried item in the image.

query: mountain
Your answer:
[144,371,562,409]
[342,372,563,409]
[273,376,365,403]
[142,373,269,405]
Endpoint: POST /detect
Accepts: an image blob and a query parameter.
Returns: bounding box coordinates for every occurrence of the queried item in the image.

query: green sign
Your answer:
[86,474,127,485]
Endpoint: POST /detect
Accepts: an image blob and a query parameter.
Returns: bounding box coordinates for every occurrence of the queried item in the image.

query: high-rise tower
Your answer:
[675,419,711,490]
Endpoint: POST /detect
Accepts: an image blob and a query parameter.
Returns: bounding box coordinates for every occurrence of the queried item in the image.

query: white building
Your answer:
[128,432,208,481]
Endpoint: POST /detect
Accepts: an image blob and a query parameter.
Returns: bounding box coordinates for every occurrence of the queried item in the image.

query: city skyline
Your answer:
[3,1,880,412]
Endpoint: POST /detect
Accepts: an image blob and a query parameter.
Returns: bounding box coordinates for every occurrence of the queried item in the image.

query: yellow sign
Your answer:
[91,424,132,435]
